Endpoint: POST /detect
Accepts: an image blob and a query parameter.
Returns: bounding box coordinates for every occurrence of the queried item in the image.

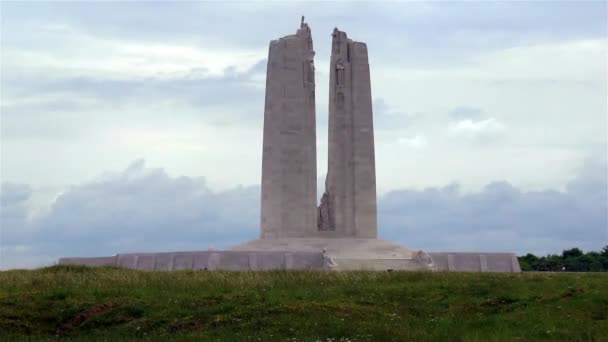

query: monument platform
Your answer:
[428,252,521,272]
[58,239,434,271]
[232,238,433,271]
[58,246,520,272]
[59,251,325,271]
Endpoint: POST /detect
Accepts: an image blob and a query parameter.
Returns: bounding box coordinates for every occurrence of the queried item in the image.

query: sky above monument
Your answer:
[1,1,606,269]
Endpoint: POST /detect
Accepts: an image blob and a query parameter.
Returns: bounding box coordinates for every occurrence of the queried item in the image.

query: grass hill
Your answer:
[1,266,607,341]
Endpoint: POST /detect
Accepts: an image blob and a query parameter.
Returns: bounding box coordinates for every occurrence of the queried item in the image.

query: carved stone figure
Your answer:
[317,191,332,231]
[335,59,345,87]
[332,27,340,53]
[322,248,337,269]
[304,58,315,85]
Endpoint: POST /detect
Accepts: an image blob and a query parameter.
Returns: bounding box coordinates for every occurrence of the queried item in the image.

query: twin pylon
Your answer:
[260,19,377,239]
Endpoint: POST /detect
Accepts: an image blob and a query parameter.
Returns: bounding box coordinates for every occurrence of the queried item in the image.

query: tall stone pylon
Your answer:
[318,28,378,238]
[260,18,317,238]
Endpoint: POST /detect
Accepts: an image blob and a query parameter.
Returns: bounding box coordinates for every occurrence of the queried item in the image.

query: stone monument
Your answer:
[260,17,317,238]
[318,28,377,238]
[58,19,521,273]
[232,22,435,271]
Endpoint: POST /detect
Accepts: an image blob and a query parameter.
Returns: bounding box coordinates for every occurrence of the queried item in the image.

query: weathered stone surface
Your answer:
[153,253,174,271]
[117,254,138,269]
[59,251,324,271]
[58,250,521,272]
[136,254,156,271]
[173,253,194,270]
[192,253,210,270]
[254,252,289,270]
[428,253,521,272]
[216,251,251,271]
[232,238,433,271]
[261,18,317,238]
[318,28,377,238]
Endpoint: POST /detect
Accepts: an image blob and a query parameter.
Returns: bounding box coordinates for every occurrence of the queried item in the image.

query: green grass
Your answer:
[1,266,607,341]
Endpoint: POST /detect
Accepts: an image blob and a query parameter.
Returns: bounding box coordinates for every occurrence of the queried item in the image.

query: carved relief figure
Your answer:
[332,27,340,53]
[317,191,333,231]
[303,58,314,87]
[335,60,345,87]
[307,59,315,83]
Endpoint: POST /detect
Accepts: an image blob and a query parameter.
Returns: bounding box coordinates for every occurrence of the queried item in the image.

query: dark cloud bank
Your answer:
[1,158,606,269]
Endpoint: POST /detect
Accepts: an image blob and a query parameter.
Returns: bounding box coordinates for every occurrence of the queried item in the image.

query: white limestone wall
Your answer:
[320,29,377,238]
[350,41,377,238]
[59,251,325,271]
[260,22,317,238]
[428,253,521,272]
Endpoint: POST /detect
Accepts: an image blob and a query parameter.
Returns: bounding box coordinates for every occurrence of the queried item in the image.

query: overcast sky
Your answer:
[1,1,606,269]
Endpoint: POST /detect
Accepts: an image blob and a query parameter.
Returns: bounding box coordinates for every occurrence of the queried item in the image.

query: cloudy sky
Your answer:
[1,1,606,269]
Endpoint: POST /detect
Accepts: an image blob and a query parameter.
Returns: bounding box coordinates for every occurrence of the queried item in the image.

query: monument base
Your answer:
[231,238,434,271]
[428,252,521,272]
[59,251,325,271]
[58,239,521,272]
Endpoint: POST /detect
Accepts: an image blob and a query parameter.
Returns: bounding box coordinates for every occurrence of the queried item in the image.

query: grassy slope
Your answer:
[0,266,607,341]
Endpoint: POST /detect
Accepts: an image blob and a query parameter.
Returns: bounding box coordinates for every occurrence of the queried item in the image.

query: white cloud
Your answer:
[0,160,261,269]
[370,37,605,190]
[448,117,506,142]
[397,135,428,148]
[475,39,606,83]
[2,22,266,81]
[1,156,606,269]
[3,3,605,194]
[379,153,608,255]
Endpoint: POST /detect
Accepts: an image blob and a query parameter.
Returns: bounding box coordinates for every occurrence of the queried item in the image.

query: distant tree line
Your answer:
[519,246,608,272]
